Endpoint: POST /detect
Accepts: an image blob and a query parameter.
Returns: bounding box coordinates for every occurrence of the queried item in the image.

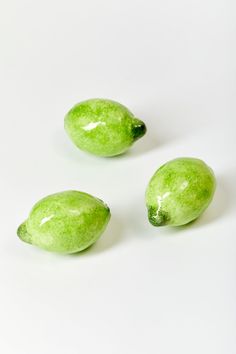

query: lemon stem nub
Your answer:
[148,207,169,227]
[17,221,32,244]
[132,118,147,141]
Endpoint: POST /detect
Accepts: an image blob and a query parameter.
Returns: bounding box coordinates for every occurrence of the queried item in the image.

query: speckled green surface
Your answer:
[17,191,111,253]
[146,158,216,227]
[64,98,146,157]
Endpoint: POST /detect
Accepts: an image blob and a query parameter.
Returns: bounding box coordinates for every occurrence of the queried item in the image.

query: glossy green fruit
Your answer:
[17,191,111,253]
[146,158,216,227]
[64,98,146,157]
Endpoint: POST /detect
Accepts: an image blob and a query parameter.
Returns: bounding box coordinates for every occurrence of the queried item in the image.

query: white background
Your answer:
[0,0,236,353]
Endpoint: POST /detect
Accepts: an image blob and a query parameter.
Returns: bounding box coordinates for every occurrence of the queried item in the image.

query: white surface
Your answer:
[0,0,236,353]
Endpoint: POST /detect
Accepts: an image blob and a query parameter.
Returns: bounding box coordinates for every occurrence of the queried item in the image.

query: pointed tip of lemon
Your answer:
[132,118,147,141]
[147,207,170,227]
[17,221,32,244]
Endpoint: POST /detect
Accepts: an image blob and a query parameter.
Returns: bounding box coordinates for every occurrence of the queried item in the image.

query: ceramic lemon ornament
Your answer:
[64,98,146,156]
[17,191,110,253]
[146,158,216,227]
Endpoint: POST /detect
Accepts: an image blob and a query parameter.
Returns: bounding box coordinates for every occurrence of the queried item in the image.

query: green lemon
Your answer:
[17,191,111,253]
[146,157,216,227]
[64,98,146,157]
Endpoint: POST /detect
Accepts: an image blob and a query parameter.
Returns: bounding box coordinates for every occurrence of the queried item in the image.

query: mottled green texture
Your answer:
[64,98,146,157]
[17,191,110,253]
[145,158,216,227]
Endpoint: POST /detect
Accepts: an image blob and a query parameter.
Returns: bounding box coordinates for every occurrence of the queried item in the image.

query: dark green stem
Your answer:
[132,118,147,141]
[148,207,169,227]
